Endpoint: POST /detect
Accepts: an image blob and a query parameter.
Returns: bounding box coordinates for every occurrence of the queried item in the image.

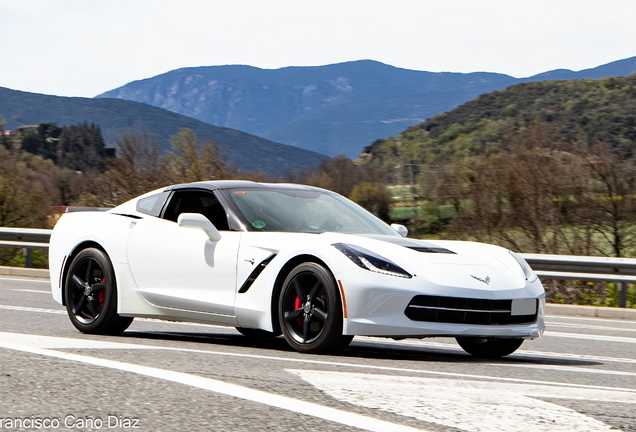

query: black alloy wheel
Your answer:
[65,248,133,335]
[456,337,524,358]
[279,262,352,353]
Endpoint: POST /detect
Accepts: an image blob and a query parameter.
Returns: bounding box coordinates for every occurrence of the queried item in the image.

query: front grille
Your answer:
[405,295,537,325]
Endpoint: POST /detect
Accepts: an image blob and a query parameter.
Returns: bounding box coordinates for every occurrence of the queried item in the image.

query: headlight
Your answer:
[510,251,538,283]
[333,243,412,278]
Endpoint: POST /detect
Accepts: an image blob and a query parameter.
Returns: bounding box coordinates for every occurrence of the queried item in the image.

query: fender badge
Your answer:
[471,275,491,285]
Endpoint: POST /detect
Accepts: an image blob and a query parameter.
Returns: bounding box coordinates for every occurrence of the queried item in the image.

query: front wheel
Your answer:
[278,262,350,353]
[64,248,133,335]
[456,337,523,358]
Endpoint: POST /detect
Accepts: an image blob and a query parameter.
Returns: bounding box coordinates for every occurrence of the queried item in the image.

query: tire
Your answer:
[456,337,524,358]
[235,327,280,338]
[278,262,349,353]
[64,248,133,335]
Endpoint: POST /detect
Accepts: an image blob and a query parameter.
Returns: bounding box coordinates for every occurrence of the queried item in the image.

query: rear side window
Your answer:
[162,189,230,230]
[136,191,170,217]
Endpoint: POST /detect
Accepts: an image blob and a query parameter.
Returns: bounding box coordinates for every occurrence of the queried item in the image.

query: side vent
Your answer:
[238,254,277,293]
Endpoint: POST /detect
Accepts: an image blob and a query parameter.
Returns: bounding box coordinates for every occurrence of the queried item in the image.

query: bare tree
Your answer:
[581,144,636,257]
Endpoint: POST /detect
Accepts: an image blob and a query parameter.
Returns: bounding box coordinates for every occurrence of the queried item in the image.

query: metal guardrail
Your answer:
[0,228,52,268]
[0,228,631,307]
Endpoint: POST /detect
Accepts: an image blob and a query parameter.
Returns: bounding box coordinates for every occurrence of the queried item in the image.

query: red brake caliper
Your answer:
[98,278,105,306]
[294,296,303,326]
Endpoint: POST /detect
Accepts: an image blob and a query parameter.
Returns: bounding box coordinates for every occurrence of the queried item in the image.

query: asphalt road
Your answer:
[0,276,635,432]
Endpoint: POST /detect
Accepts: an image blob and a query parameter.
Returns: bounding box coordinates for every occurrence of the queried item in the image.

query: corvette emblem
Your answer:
[471,275,491,285]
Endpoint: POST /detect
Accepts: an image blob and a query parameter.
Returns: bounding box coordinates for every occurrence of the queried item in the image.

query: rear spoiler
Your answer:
[65,207,112,213]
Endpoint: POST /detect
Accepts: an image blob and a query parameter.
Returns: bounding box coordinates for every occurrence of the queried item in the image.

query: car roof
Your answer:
[164,180,327,192]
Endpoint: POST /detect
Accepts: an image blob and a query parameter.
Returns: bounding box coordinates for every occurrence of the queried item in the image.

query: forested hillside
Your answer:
[361,74,636,178]
[0,86,327,176]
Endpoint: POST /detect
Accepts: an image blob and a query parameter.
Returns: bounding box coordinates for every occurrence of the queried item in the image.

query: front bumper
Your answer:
[336,268,546,339]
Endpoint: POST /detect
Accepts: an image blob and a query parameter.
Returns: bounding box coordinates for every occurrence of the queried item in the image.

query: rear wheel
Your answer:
[456,337,523,358]
[278,263,350,353]
[64,248,133,335]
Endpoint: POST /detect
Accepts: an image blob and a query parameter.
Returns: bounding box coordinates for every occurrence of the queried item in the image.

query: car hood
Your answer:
[322,233,528,291]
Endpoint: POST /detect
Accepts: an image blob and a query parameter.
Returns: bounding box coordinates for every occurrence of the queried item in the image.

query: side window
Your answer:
[162,190,230,230]
[136,191,170,217]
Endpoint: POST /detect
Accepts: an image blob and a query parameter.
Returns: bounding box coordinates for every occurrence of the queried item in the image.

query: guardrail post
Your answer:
[618,282,628,308]
[24,248,33,268]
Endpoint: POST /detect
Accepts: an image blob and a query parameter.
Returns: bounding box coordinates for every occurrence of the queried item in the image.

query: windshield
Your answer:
[221,187,399,236]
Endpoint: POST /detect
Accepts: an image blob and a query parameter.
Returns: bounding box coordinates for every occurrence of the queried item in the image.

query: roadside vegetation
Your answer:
[2,74,636,306]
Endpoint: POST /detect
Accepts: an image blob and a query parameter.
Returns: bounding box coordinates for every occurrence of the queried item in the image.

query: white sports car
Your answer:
[49,181,545,357]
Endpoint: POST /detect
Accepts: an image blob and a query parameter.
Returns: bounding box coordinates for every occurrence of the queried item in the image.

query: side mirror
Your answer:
[391,223,408,237]
[178,213,222,242]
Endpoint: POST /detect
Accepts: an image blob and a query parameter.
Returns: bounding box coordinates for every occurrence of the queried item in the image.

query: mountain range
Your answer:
[0,86,328,176]
[97,56,636,157]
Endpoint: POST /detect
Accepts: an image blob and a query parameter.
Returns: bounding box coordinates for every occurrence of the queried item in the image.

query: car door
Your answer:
[127,188,240,321]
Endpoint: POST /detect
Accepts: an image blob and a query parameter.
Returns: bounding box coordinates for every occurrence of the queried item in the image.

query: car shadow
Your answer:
[119,330,602,367]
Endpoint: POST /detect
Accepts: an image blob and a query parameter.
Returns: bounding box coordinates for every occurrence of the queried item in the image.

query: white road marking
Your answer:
[0,277,50,284]
[290,370,636,432]
[491,362,636,377]
[10,289,50,294]
[356,337,636,364]
[0,332,147,350]
[0,303,236,330]
[0,333,424,432]
[0,332,634,394]
[547,321,636,332]
[547,331,636,343]
[547,315,636,325]
[0,304,65,315]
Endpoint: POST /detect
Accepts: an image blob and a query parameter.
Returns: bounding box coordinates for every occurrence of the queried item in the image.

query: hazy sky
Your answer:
[1,0,635,97]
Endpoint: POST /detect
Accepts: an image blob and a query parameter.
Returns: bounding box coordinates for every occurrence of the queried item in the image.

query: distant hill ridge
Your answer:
[359,73,636,180]
[0,86,328,176]
[97,56,636,157]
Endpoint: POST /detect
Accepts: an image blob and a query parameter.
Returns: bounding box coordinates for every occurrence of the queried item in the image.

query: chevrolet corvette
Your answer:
[49,181,545,356]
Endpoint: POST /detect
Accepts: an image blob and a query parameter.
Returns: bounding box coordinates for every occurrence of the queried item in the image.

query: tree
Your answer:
[57,122,110,172]
[167,128,226,183]
[349,183,392,221]
[426,123,598,255]
[102,130,170,203]
[582,144,636,257]
[299,154,386,197]
[0,116,10,150]
[0,147,50,228]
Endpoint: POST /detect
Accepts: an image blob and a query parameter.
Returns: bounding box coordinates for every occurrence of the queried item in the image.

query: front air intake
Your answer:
[405,295,537,325]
